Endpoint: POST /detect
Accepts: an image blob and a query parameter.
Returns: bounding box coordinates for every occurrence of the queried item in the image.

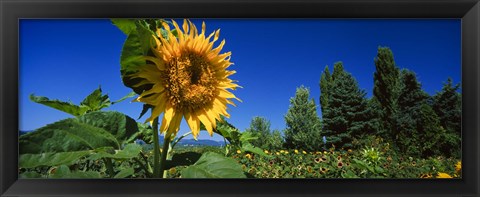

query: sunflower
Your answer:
[455,161,462,173]
[436,172,453,178]
[131,19,240,139]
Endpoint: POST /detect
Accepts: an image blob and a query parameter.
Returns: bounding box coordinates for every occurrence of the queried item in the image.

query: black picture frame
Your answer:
[1,0,479,196]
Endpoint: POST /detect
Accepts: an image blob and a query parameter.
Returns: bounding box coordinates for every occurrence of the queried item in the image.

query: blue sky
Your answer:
[19,19,461,141]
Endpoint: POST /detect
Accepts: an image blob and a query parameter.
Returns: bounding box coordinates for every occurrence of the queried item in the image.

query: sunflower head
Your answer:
[130,19,240,139]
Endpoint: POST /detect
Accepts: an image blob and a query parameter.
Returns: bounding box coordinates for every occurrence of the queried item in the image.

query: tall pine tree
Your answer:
[373,47,401,140]
[319,65,332,114]
[322,63,374,149]
[284,86,323,151]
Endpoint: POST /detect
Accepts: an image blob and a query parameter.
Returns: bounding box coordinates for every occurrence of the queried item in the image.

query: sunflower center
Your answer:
[166,52,218,111]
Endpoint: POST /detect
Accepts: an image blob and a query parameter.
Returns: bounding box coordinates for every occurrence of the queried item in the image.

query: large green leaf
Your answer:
[181,152,246,178]
[29,94,88,116]
[19,150,92,168]
[89,143,142,160]
[120,22,155,94]
[80,87,111,112]
[111,19,137,35]
[77,111,139,143]
[19,111,139,154]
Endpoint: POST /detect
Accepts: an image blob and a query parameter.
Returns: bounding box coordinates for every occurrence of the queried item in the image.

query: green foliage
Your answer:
[49,165,102,178]
[30,87,135,117]
[319,65,332,113]
[246,117,284,150]
[19,150,92,168]
[432,78,461,157]
[284,86,323,151]
[267,130,284,150]
[322,63,375,149]
[19,111,139,154]
[246,116,271,148]
[394,70,445,158]
[373,47,401,139]
[181,152,247,178]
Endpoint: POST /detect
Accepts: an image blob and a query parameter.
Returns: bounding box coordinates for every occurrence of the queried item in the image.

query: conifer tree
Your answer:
[284,86,323,151]
[394,70,445,157]
[432,78,461,157]
[319,65,332,114]
[322,63,374,149]
[373,47,401,140]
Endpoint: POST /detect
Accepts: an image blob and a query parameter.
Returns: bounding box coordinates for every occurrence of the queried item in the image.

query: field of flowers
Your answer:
[165,141,461,179]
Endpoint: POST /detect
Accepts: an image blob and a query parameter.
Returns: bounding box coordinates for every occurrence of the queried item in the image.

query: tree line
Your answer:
[246,47,461,159]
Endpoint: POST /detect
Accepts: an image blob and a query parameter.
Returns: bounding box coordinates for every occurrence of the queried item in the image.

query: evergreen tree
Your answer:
[394,70,445,157]
[322,63,374,149]
[246,116,272,149]
[432,78,461,157]
[319,65,332,114]
[284,86,323,151]
[373,47,401,140]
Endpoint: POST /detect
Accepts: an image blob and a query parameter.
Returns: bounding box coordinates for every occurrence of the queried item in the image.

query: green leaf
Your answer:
[19,150,91,168]
[29,94,88,116]
[112,91,136,104]
[50,165,101,178]
[239,131,258,143]
[80,86,111,112]
[77,111,139,144]
[19,111,139,154]
[114,168,134,178]
[241,143,270,158]
[181,152,246,178]
[111,19,137,35]
[120,22,156,94]
[89,143,142,160]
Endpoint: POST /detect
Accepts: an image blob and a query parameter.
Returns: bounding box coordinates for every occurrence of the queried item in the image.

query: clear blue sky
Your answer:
[19,19,461,141]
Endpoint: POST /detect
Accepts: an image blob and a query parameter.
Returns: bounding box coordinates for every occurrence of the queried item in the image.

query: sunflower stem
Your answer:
[152,117,161,178]
[171,131,192,149]
[159,133,171,178]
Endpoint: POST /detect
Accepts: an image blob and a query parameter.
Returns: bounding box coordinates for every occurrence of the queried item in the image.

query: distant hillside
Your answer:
[21,130,224,147]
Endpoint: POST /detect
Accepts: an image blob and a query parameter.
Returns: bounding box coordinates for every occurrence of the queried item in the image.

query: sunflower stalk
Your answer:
[159,133,172,178]
[152,117,161,178]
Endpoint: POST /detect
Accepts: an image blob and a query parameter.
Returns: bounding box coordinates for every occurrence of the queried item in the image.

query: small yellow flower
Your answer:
[294,149,299,154]
[302,150,307,154]
[245,153,252,159]
[236,150,241,154]
[280,150,285,153]
[285,151,289,154]
[315,151,321,154]
[264,150,269,154]
[348,149,352,153]
[276,152,280,155]
[436,172,453,178]
[455,161,462,173]
[323,151,327,154]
